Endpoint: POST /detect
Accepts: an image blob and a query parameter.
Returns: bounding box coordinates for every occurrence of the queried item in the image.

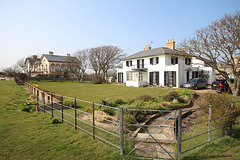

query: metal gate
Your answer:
[123,109,177,159]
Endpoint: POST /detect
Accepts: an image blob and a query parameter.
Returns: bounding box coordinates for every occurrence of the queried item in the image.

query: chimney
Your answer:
[49,51,53,55]
[166,39,175,50]
[144,44,151,50]
[67,53,70,57]
[33,55,37,59]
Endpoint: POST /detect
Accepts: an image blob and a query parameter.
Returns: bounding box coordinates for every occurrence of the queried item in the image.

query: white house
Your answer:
[117,39,215,87]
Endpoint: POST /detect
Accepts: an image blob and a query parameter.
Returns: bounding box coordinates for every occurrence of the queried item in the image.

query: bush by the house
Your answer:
[92,75,105,84]
[163,90,184,103]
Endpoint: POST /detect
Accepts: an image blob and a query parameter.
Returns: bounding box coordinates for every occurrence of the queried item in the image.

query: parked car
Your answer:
[183,78,208,90]
[211,78,234,93]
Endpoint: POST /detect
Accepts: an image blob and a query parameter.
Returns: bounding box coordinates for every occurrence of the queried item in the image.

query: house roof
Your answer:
[124,47,181,60]
[25,57,40,65]
[41,54,78,63]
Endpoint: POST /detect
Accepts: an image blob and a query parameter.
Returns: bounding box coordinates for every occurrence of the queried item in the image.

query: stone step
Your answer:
[136,133,175,144]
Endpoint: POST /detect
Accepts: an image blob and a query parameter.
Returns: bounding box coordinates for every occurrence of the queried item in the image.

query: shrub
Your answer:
[92,75,105,84]
[101,98,116,107]
[21,106,32,112]
[14,73,27,84]
[114,99,126,106]
[137,95,154,102]
[163,90,183,102]
[63,99,74,108]
[98,106,116,116]
[125,111,145,125]
[52,118,61,124]
[196,93,240,134]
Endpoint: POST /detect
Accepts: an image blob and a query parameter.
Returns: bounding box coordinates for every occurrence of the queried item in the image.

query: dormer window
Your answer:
[150,57,159,65]
[171,57,178,65]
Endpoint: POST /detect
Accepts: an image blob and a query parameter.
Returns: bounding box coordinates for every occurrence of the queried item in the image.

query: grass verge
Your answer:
[0,81,134,160]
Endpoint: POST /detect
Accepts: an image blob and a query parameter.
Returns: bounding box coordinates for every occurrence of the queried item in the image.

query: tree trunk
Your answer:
[233,78,240,96]
[80,72,83,82]
[229,76,240,96]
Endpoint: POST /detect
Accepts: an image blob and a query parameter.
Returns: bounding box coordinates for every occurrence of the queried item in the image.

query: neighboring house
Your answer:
[117,39,215,88]
[25,51,78,77]
[24,55,41,77]
[216,55,240,79]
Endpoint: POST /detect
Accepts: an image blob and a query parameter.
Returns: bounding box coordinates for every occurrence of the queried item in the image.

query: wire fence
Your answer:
[25,82,240,160]
[178,101,240,157]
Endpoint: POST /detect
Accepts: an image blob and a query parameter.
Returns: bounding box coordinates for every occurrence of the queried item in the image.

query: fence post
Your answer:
[230,101,233,136]
[93,102,95,140]
[51,93,53,117]
[208,105,212,143]
[61,95,63,122]
[74,98,77,130]
[178,109,182,159]
[37,90,39,111]
[120,107,124,155]
[43,92,45,113]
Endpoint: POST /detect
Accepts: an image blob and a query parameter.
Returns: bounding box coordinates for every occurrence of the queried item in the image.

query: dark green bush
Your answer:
[126,111,145,125]
[52,118,61,124]
[21,106,33,112]
[114,99,126,106]
[100,107,116,116]
[101,98,115,107]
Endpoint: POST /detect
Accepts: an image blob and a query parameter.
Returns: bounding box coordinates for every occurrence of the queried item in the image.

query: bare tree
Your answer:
[89,47,103,76]
[74,49,88,81]
[101,45,124,80]
[17,58,26,72]
[3,57,26,77]
[88,45,124,80]
[66,57,81,81]
[180,11,240,96]
[3,66,16,77]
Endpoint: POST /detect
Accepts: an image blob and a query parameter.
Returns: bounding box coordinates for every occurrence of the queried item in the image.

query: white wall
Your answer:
[118,54,216,87]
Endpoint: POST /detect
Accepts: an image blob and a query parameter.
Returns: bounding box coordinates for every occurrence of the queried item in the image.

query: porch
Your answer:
[126,71,148,87]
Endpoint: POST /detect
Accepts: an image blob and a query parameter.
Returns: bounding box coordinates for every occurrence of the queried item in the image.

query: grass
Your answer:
[181,113,240,160]
[32,81,169,103]
[0,81,135,160]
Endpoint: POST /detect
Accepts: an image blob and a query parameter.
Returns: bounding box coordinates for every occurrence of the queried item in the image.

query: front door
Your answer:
[186,71,189,82]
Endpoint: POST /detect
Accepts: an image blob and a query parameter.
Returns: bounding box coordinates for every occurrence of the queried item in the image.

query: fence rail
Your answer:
[25,82,240,160]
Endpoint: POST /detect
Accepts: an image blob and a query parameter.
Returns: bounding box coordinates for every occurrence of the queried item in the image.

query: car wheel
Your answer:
[194,86,198,90]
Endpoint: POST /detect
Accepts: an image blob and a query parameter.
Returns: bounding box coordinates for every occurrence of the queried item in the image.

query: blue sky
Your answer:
[0,0,239,70]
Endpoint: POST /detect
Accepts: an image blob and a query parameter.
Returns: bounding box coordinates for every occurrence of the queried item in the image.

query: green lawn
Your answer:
[0,81,134,160]
[32,81,168,103]
[181,114,240,160]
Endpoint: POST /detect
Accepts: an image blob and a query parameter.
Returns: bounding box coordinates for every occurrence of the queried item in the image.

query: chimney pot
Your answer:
[144,44,151,51]
[67,53,70,57]
[49,51,53,55]
[166,39,175,50]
